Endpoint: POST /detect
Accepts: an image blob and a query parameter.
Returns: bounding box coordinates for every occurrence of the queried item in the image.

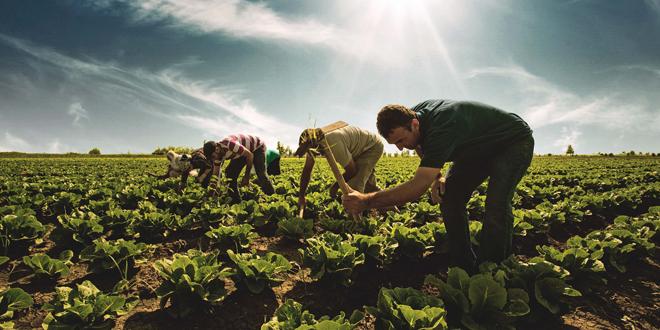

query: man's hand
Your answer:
[431,174,446,205]
[342,186,368,215]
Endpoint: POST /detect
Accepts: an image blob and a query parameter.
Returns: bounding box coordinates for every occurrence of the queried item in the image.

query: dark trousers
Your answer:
[225,147,275,202]
[267,156,281,175]
[441,135,534,270]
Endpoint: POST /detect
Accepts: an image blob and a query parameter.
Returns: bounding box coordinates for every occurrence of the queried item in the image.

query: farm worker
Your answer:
[266,149,281,175]
[342,100,534,270]
[203,134,275,202]
[294,125,384,211]
[153,149,212,190]
[249,149,281,176]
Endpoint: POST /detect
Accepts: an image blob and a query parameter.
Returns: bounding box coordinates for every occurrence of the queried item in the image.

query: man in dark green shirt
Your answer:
[342,100,534,271]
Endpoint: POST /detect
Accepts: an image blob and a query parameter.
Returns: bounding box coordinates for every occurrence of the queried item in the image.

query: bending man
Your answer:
[203,134,275,202]
[294,125,384,212]
[153,149,212,190]
[342,100,534,270]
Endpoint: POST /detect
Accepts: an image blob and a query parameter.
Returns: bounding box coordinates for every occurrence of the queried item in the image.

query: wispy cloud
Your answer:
[0,131,31,152]
[87,0,337,45]
[0,33,301,147]
[614,64,660,77]
[68,102,89,126]
[553,127,582,152]
[47,139,74,153]
[644,0,660,15]
[84,0,467,70]
[466,64,658,131]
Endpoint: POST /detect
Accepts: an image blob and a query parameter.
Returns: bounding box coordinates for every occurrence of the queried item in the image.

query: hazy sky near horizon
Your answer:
[0,0,659,154]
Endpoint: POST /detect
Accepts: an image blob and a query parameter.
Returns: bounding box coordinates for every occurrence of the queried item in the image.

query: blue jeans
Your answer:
[441,135,534,270]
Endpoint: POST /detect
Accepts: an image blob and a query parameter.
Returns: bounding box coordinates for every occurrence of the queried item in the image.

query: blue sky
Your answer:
[0,0,659,154]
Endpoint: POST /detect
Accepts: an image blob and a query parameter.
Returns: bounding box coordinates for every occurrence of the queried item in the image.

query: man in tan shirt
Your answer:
[294,125,384,211]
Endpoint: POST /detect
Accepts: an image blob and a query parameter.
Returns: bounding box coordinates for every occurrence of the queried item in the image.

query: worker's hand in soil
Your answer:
[431,174,446,205]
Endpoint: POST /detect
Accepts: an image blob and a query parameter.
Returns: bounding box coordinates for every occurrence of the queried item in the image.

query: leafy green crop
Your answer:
[205,223,256,251]
[154,250,233,318]
[0,210,46,255]
[56,210,104,244]
[101,206,137,236]
[0,288,33,329]
[534,244,606,290]
[22,250,73,279]
[227,250,292,294]
[42,280,137,329]
[365,287,447,330]
[80,238,149,281]
[425,268,530,329]
[480,257,581,318]
[300,232,365,286]
[44,191,82,216]
[128,210,177,241]
[261,299,363,330]
[351,234,398,266]
[387,223,434,259]
[277,218,314,240]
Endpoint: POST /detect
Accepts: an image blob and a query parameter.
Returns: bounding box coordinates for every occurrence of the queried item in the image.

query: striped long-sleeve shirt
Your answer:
[218,134,265,161]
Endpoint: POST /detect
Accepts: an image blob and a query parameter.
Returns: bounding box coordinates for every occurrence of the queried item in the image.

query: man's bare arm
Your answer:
[363,167,438,209]
[299,154,315,199]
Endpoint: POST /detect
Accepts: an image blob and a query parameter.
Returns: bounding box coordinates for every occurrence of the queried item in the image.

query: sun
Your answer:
[335,0,467,96]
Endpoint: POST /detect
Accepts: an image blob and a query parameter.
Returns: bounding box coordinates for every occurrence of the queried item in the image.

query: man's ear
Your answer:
[410,118,420,132]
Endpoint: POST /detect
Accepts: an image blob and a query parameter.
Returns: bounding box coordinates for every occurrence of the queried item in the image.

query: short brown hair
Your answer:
[376,104,416,138]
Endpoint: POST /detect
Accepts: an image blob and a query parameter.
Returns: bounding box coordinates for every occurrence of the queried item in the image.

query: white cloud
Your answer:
[0,33,302,148]
[67,102,89,126]
[615,65,660,77]
[157,70,300,141]
[466,64,659,131]
[85,0,473,70]
[88,0,336,45]
[0,132,31,152]
[47,139,76,154]
[645,0,660,15]
[553,127,582,153]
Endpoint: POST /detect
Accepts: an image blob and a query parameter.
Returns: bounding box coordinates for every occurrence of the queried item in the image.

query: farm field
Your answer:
[1,156,659,329]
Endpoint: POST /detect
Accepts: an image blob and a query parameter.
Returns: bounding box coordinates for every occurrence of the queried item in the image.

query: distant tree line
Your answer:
[276,142,294,157]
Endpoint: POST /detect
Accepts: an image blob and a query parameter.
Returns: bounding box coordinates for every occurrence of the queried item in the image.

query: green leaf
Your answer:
[534,278,565,314]
[468,274,507,315]
[2,288,33,311]
[447,268,470,295]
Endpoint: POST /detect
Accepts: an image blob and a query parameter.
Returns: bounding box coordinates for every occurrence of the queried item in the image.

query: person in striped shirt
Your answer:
[203,134,275,202]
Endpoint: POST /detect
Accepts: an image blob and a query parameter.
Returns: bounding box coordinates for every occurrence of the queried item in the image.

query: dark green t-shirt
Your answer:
[414,100,532,169]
